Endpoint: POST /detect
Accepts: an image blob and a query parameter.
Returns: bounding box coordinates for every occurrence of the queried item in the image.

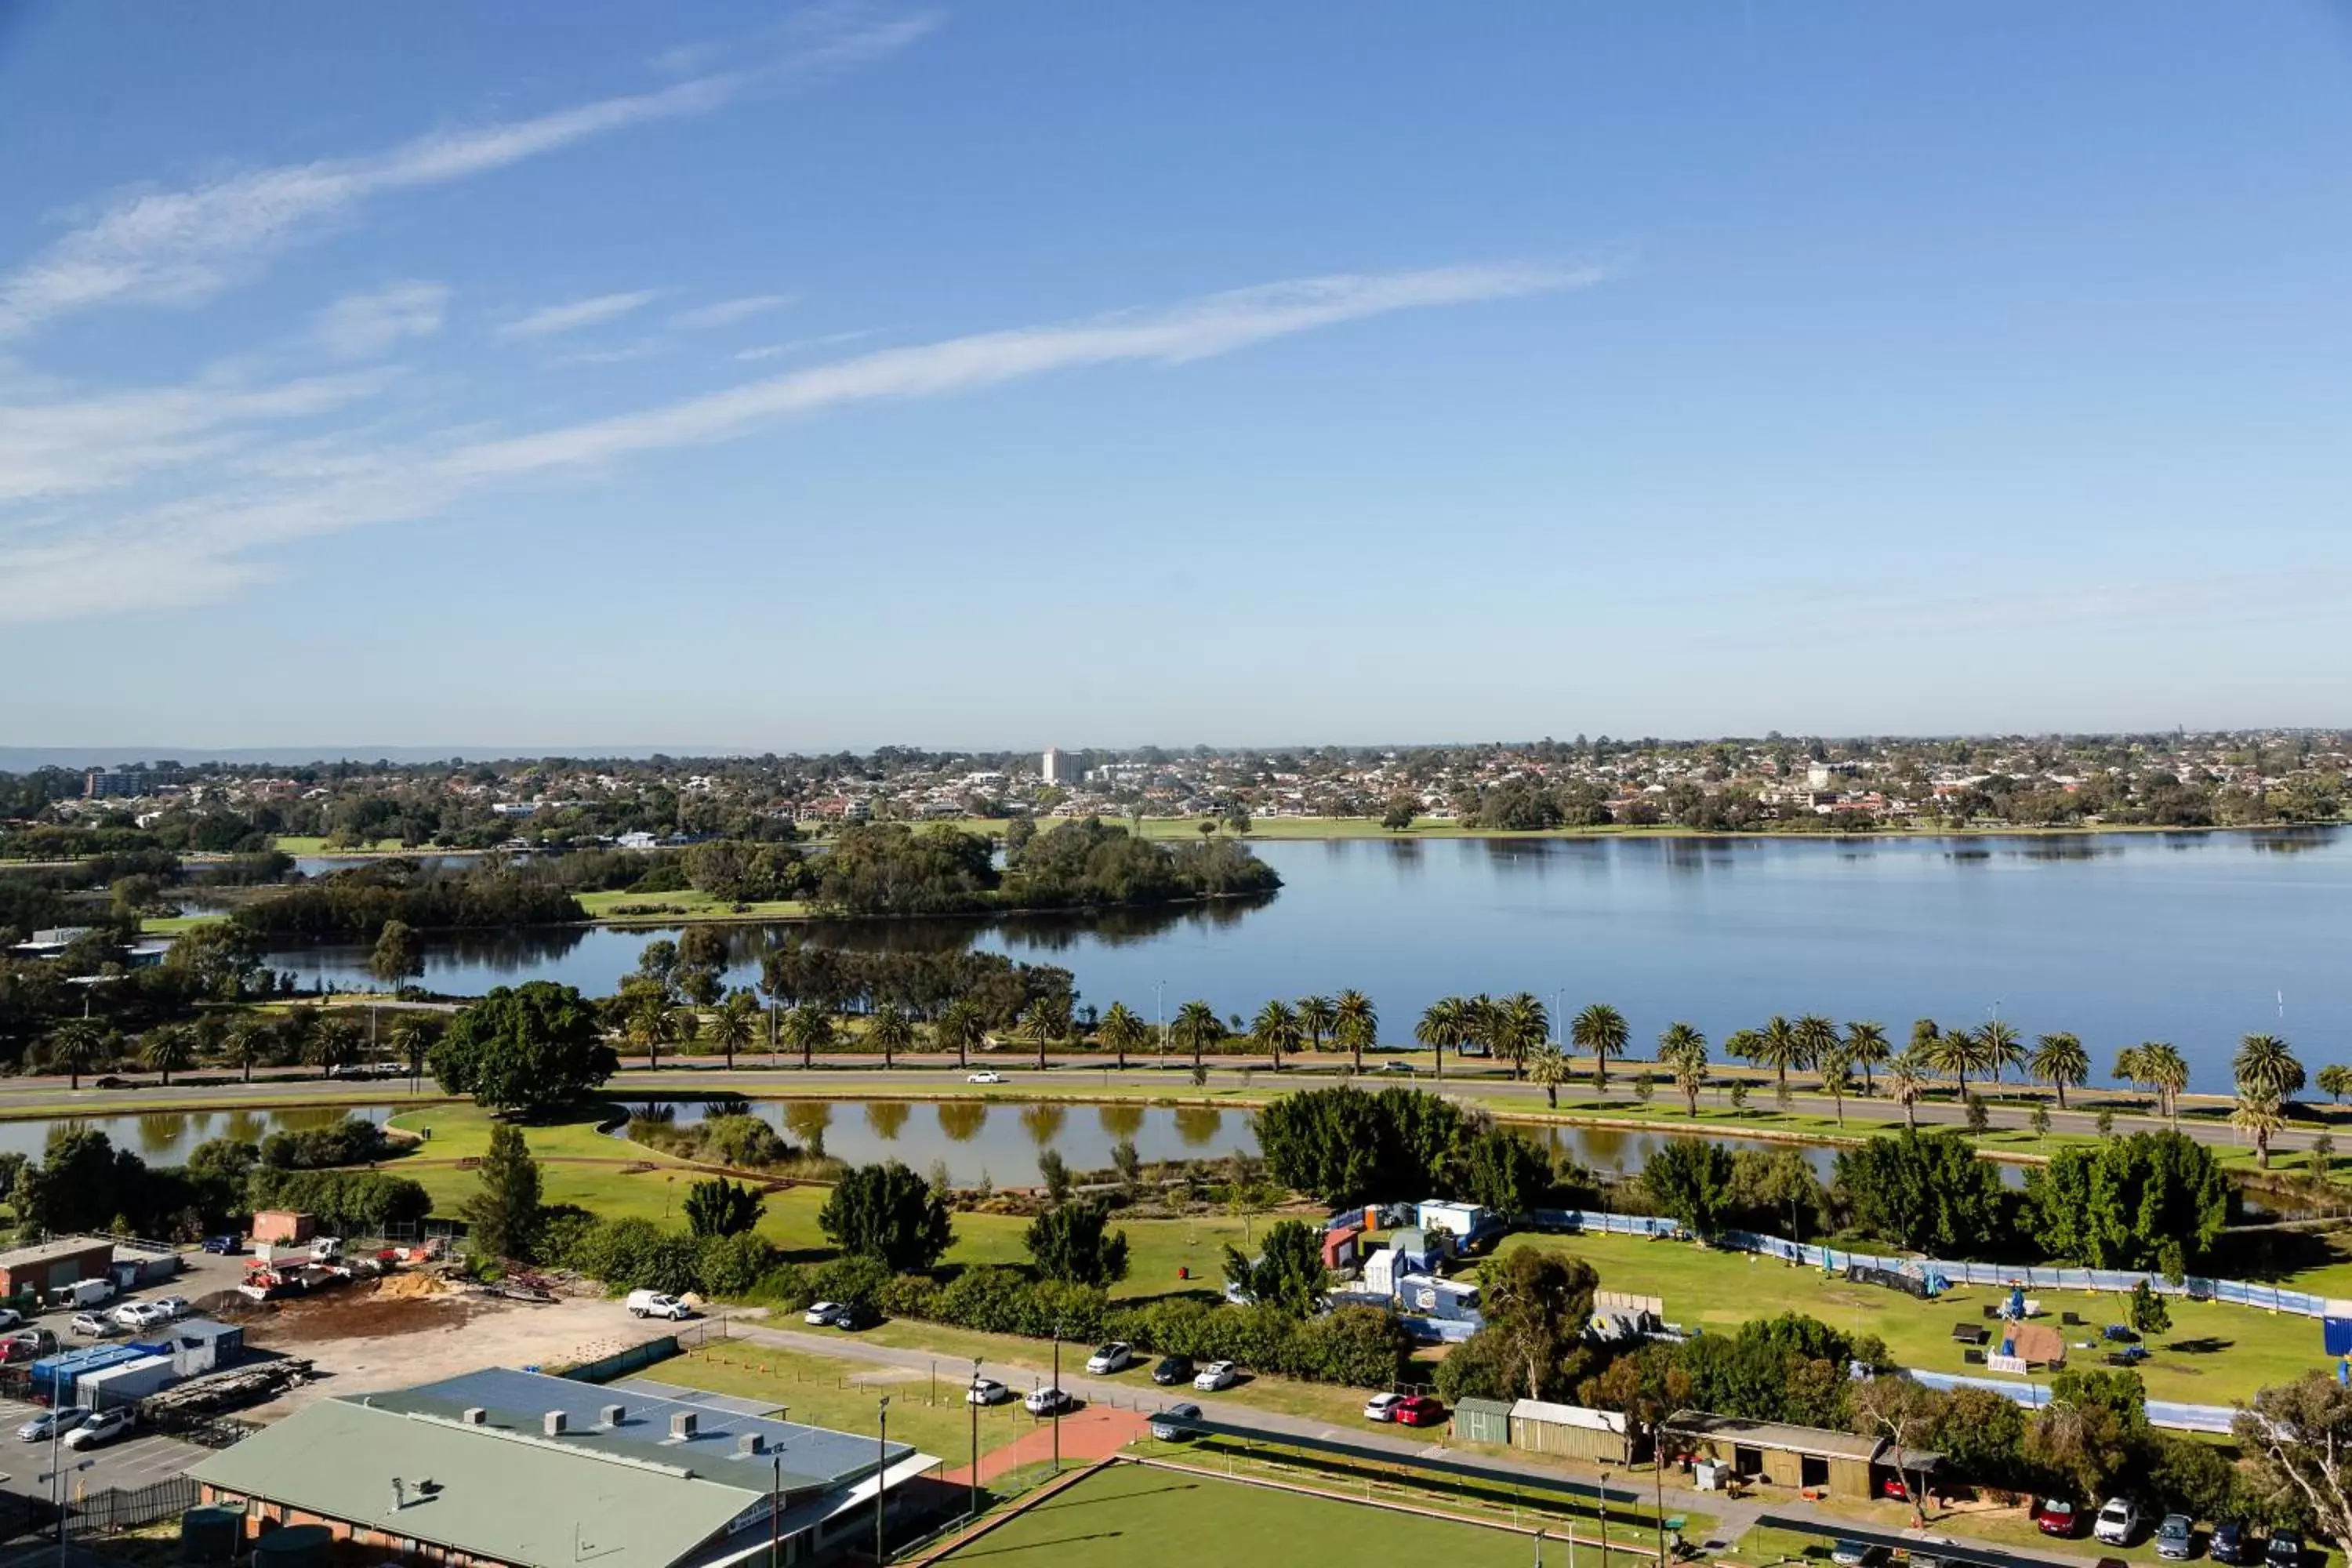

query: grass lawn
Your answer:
[575,888,809,925]
[931,1458,1570,1566]
[655,1341,1036,1474]
[1494,1232,2336,1409]
[268,836,412,855]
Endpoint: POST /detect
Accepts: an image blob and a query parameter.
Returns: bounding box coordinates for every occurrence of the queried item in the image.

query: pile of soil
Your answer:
[243,1282,481,1345]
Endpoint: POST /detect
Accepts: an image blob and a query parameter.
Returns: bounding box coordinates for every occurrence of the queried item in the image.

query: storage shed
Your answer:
[32,1343,161,1403]
[1320,1224,1363,1272]
[1453,1397,1514,1446]
[1663,1410,1940,1501]
[0,1237,116,1305]
[1510,1399,1635,1464]
[165,1320,246,1377]
[78,1353,179,1404]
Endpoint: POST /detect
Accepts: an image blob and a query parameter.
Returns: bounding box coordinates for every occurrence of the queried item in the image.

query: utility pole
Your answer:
[768,1454,781,1568]
[876,1396,891,1567]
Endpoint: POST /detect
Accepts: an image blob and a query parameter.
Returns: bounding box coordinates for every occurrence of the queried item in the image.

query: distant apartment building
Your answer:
[1040,748,1076,786]
[84,768,151,800]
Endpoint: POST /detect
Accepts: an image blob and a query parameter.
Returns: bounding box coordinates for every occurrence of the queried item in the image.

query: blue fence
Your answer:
[1906,1369,2235,1435]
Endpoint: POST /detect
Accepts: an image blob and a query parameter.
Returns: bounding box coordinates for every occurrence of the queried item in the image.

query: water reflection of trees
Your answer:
[782,1103,833,1159]
[1172,1106,1223,1147]
[1018,1104,1067,1147]
[1097,1103,1145,1141]
[864,1102,909,1141]
[225,1110,267,1145]
[137,1113,186,1156]
[937,1102,987,1142]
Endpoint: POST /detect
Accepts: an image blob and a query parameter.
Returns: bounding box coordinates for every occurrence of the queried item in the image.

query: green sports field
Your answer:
[934,1461,1571,1566]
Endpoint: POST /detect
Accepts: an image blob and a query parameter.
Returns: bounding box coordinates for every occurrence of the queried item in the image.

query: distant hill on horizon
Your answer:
[0,745,678,771]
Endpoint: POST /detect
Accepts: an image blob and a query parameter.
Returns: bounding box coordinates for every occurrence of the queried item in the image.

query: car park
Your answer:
[1831,1542,1889,1568]
[967,1070,1004,1084]
[64,1409,132,1451]
[1192,1360,1238,1392]
[1151,1355,1195,1386]
[2096,1497,2140,1546]
[1149,1403,1202,1441]
[1392,1394,1444,1428]
[70,1312,115,1338]
[967,1377,1011,1406]
[2037,1501,2078,1538]
[1085,1342,1133,1374]
[1363,1392,1406,1422]
[2157,1514,2194,1560]
[2266,1533,2303,1568]
[1023,1386,1072,1416]
[17,1406,90,1443]
[2213,1523,2247,1564]
[804,1301,845,1326]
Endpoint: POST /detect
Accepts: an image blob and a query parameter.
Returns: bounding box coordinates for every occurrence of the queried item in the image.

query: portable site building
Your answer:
[1510,1399,1635,1464]
[1453,1397,1514,1446]
[165,1320,246,1377]
[31,1343,163,1403]
[78,1353,179,1404]
[1320,1225,1363,1272]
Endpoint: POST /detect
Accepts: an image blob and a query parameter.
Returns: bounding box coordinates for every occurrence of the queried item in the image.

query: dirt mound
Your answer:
[243,1286,478,1345]
[373,1272,448,1301]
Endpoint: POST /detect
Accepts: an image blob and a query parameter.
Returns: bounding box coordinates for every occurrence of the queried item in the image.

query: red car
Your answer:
[1394,1395,1446,1428]
[2037,1501,2078,1538]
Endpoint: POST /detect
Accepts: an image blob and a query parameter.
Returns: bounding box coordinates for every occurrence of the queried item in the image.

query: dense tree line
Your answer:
[757,940,1074,1028]
[232,858,585,937]
[1253,1086,1559,1213]
[807,820,1278,918]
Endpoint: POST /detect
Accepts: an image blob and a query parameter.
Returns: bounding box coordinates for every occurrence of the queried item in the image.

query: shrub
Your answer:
[696,1232,778,1298]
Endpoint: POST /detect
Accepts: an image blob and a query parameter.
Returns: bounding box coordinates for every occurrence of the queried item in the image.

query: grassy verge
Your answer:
[656,1341,1038,1473]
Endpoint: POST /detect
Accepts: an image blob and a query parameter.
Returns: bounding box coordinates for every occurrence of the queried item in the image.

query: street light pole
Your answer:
[876,1396,891,1567]
[969,1357,982,1523]
[1051,1327,1062,1475]
[1597,1467,1610,1568]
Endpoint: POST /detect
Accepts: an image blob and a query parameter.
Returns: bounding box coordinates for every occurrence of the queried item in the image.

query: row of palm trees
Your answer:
[40,1008,438,1091]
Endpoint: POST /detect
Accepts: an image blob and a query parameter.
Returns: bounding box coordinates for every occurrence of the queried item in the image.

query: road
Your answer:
[0,1056,2318,1163]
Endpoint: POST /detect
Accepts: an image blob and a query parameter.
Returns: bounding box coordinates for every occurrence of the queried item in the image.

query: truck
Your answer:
[626,1290,693,1320]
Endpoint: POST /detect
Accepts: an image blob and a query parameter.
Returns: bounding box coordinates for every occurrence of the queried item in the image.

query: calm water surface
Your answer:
[269,830,2352,1091]
[0,1105,395,1165]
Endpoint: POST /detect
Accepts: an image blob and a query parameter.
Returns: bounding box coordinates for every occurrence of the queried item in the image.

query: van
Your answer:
[56,1279,115,1309]
[626,1290,692,1320]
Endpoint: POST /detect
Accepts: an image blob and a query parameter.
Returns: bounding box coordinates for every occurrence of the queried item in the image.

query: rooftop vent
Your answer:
[670,1411,698,1440]
[736,1433,764,1457]
[543,1411,568,1437]
[460,1407,488,1426]
[601,1403,626,1428]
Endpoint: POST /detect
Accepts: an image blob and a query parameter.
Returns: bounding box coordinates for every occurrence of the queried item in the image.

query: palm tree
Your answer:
[709,991,757,1071]
[2236,1033,2306,1104]
[1333,989,1378,1075]
[2234,1092,2287,1169]
[1793,1016,1841,1087]
[1570,1003,1628,1091]
[1756,1015,1805,1088]
[1979,1020,2024,1085]
[1022,996,1069,1072]
[1723,1028,1762,1077]
[2319,1064,2352,1106]
[1494,993,1548,1082]
[223,1017,268,1084]
[1658,1022,1708,1116]
[668,1005,702,1062]
[1888,1052,1927,1132]
[629,994,670,1071]
[141,1024,194,1087]
[1929,1025,1980,1096]
[869,1003,913,1071]
[780,1003,833,1070]
[1819,1043,1855,1127]
[48,1020,107,1090]
[1844,1021,1891,1096]
[387,1014,433,1087]
[2028,1031,2090,1110]
[2142,1043,2189,1127]
[1528,1042,1571,1109]
[1415,997,1468,1085]
[1908,1018,1942,1075]
[1296,995,1337,1056]
[1171,1000,1223,1073]
[934,1000,985,1070]
[310,1016,361,1076]
[1098,1002,1146,1071]
[1462,994,1500,1071]
[1251,1000,1303,1072]
[2113,1044,2148,1102]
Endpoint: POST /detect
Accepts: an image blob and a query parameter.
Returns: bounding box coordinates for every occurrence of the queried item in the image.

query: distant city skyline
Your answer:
[4,5,2349,743]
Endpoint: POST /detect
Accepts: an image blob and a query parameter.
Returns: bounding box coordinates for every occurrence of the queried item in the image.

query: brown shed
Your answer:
[1664,1410,1940,1500]
[0,1238,115,1300]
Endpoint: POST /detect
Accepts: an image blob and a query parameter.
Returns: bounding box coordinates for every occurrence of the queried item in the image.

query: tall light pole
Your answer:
[969,1358,982,1523]
[1155,982,1166,1067]
[1051,1326,1062,1475]
[1596,1467,1610,1568]
[876,1396,891,1567]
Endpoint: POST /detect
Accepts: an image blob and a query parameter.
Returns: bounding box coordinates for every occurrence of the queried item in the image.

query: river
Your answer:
[0,1104,395,1165]
[267,828,2352,1091]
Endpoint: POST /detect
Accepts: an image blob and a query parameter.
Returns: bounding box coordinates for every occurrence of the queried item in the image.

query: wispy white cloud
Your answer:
[735,327,886,361]
[670,293,796,331]
[496,291,662,342]
[0,12,939,340]
[313,281,448,359]
[0,261,1595,621]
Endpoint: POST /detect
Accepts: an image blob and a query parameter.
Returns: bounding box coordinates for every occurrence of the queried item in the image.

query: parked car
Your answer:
[2212,1523,2247,1564]
[1831,1543,1889,1568]
[2037,1500,2079,1538]
[1881,1475,1912,1500]
[111,1301,170,1331]
[829,1302,877,1331]
[2156,1514,2194,1561]
[0,1308,21,1332]
[2266,1533,2303,1568]
[150,1295,191,1321]
[1149,1403,1202,1441]
[1192,1360,1239,1392]
[625,1290,693,1320]
[64,1409,132,1451]
[200,1236,244,1255]
[1151,1355,1195,1386]
[1363,1392,1406,1423]
[1085,1342,1133,1374]
[967,1377,1011,1406]
[804,1301,846,1326]
[2,1329,57,1362]
[2096,1497,2140,1546]
[17,1407,91,1443]
[1392,1394,1445,1428]
[1904,1536,1961,1568]
[1023,1386,1072,1416]
[70,1312,115,1338]
[967,1070,1004,1084]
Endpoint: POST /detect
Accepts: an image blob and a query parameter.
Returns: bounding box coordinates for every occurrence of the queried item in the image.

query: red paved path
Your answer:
[940,1406,1149,1486]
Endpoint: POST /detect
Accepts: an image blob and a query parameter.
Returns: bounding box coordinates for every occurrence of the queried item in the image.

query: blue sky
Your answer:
[3,3,2349,751]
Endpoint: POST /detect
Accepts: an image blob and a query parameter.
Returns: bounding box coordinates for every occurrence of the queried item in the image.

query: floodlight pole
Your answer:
[970,1358,982,1523]
[1598,1467,1610,1568]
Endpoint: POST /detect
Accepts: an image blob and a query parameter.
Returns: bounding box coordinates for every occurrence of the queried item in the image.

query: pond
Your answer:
[0,1104,397,1165]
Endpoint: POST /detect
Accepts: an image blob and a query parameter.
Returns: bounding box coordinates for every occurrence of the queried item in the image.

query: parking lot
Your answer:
[0,1392,207,1511]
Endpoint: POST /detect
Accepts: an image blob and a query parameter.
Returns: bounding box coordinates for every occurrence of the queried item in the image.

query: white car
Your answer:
[803,1301,844,1327]
[70,1312,114,1338]
[967,1377,1011,1406]
[1085,1342,1133,1374]
[16,1406,89,1443]
[111,1301,170,1331]
[150,1296,191,1321]
[1022,1386,1072,1416]
[966,1070,1004,1084]
[63,1408,132,1450]
[2095,1498,2140,1546]
[1363,1392,1406,1422]
[0,1308,21,1332]
[1192,1360,1239,1392]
